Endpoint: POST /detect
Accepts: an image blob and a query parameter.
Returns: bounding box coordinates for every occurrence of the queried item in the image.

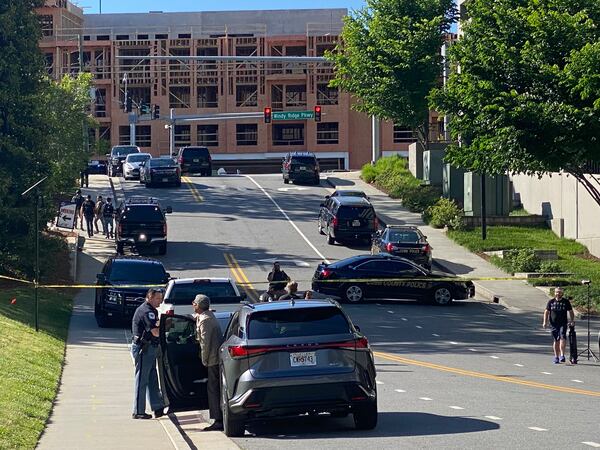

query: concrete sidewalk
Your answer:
[325,171,552,314]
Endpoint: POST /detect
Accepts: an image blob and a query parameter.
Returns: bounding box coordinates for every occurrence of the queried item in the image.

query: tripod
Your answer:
[577,281,599,362]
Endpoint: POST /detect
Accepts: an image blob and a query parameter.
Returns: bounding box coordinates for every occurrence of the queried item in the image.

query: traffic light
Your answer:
[152,104,160,120]
[314,105,322,122]
[264,107,272,124]
[125,94,132,113]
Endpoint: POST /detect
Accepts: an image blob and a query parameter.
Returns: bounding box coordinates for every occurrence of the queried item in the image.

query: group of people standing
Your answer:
[260,261,313,302]
[72,189,115,239]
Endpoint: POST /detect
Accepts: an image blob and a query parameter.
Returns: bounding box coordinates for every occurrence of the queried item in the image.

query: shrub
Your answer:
[361,163,377,183]
[402,185,442,212]
[427,198,463,229]
[504,248,541,273]
[538,261,562,273]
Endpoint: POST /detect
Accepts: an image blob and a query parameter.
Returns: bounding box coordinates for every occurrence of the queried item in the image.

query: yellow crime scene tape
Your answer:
[0,273,578,289]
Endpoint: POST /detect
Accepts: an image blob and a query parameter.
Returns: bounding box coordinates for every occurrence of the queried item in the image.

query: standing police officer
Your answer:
[131,288,166,419]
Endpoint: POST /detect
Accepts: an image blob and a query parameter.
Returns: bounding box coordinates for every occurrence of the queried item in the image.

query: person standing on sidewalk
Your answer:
[131,288,166,419]
[81,195,95,237]
[93,195,105,234]
[102,197,115,239]
[543,287,575,364]
[71,189,84,229]
[193,294,224,431]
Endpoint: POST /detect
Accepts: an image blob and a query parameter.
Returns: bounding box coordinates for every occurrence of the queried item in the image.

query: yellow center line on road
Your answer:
[224,253,258,302]
[373,351,600,398]
[182,176,203,202]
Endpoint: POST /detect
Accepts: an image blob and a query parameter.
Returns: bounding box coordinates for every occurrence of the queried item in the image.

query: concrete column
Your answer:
[371,115,380,163]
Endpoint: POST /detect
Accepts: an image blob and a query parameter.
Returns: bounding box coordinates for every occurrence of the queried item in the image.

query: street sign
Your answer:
[56,201,76,230]
[272,111,315,121]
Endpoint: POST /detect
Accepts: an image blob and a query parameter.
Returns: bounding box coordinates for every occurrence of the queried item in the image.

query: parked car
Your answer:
[318,196,378,244]
[86,159,108,175]
[326,190,369,200]
[94,256,171,327]
[140,157,181,187]
[107,145,140,177]
[123,153,152,180]
[282,152,320,185]
[175,146,212,176]
[158,278,247,317]
[115,196,172,255]
[157,299,377,436]
[312,254,475,305]
[371,225,432,270]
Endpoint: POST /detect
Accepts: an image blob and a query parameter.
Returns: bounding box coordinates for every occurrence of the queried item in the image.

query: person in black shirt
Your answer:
[543,287,575,364]
[81,195,95,238]
[71,189,84,229]
[267,262,290,295]
[102,197,115,239]
[131,288,166,419]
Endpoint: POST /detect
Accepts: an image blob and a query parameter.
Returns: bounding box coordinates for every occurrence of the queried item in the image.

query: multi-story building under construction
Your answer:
[36,0,446,170]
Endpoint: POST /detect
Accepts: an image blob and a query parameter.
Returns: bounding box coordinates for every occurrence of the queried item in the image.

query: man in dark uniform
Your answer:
[267,262,290,297]
[81,195,95,238]
[131,288,166,419]
[543,287,575,364]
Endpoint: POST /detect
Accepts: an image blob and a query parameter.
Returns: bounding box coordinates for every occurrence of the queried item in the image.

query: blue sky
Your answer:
[82,0,367,14]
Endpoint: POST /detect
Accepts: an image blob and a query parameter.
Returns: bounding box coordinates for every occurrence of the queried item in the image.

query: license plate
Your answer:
[162,178,169,182]
[352,220,361,227]
[397,249,420,254]
[290,351,316,367]
[193,159,199,162]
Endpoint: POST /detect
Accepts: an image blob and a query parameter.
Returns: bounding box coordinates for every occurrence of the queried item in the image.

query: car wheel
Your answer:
[353,401,378,430]
[344,285,364,303]
[157,243,167,255]
[327,232,335,245]
[222,374,245,437]
[431,285,453,306]
[116,242,124,255]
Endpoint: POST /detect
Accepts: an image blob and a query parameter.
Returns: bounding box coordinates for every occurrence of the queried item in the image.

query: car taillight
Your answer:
[228,345,271,359]
[163,223,167,235]
[422,244,431,253]
[321,268,332,279]
[327,337,370,350]
[386,243,394,252]
[332,216,339,228]
[178,157,183,164]
[164,309,174,316]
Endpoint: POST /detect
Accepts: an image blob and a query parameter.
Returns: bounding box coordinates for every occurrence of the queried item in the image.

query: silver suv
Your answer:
[157,299,378,436]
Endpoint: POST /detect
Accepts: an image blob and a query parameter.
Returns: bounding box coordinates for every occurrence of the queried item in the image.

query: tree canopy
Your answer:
[0,0,93,277]
[430,0,600,204]
[328,0,456,148]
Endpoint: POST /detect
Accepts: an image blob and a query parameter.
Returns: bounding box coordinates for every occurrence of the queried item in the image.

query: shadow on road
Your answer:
[244,411,499,438]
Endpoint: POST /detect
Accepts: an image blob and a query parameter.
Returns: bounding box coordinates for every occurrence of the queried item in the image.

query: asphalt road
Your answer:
[119,173,600,449]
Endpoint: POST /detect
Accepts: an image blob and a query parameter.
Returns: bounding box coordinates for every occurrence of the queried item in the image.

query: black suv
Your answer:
[318,196,378,244]
[282,152,320,185]
[107,145,141,177]
[175,146,212,176]
[95,256,171,327]
[115,196,172,255]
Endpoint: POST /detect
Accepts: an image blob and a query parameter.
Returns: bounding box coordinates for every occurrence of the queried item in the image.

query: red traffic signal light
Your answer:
[264,107,272,123]
[314,105,322,122]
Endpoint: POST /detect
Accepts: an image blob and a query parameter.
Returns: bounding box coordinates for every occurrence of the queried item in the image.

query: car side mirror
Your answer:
[96,273,106,283]
[355,325,361,332]
[165,206,173,214]
[171,152,178,157]
[324,195,330,199]
[240,292,248,301]
[165,272,171,279]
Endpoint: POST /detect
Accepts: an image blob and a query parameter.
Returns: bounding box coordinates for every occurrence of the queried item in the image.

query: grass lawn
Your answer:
[447,226,600,310]
[0,286,73,449]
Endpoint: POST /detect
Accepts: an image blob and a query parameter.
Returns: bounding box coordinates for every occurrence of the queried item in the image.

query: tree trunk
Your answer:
[568,170,600,209]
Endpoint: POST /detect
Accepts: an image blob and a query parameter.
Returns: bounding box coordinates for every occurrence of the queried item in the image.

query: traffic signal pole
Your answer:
[169,108,175,156]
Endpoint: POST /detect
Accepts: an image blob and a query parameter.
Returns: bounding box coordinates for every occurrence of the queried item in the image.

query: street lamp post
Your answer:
[21,177,47,333]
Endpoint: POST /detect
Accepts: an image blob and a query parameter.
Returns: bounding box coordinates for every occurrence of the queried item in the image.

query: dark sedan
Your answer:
[140,157,182,188]
[312,254,474,306]
[371,225,432,270]
[87,159,108,175]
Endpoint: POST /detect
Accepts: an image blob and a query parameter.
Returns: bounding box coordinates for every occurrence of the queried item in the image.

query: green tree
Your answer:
[430,0,600,205]
[328,0,456,149]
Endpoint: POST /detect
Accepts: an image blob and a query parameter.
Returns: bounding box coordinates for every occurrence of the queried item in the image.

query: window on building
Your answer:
[393,125,417,143]
[317,84,338,105]
[236,85,257,107]
[317,122,339,145]
[197,47,218,69]
[137,34,149,40]
[97,35,110,41]
[316,44,335,57]
[174,125,191,147]
[285,46,306,56]
[271,84,284,110]
[44,53,54,76]
[119,126,131,145]
[236,46,256,56]
[94,88,106,118]
[178,33,191,39]
[169,86,191,108]
[116,35,130,40]
[135,126,152,147]
[197,125,218,147]
[236,124,258,146]
[286,85,307,108]
[272,124,304,146]
[197,86,218,108]
[155,34,168,40]
[40,15,53,37]
[122,86,151,111]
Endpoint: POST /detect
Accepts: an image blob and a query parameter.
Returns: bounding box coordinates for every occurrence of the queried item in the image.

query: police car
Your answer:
[311,254,475,305]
